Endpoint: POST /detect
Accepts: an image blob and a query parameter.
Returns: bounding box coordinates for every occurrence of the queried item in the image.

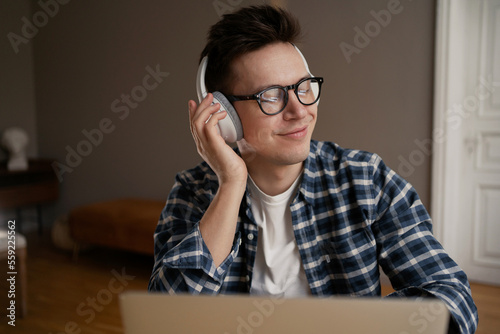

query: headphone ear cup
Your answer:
[212,91,243,143]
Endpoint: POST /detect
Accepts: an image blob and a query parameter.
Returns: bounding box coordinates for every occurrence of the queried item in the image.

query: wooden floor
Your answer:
[0,230,499,333]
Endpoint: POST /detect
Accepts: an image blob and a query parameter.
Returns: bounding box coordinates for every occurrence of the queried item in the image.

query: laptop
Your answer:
[119,291,450,334]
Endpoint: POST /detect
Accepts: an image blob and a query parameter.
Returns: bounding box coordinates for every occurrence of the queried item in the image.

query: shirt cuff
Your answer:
[163,222,241,283]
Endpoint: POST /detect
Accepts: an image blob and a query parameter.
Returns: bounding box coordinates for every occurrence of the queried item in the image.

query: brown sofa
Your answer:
[68,198,164,256]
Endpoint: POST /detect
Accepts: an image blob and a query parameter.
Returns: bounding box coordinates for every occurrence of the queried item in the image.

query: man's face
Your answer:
[230,42,318,169]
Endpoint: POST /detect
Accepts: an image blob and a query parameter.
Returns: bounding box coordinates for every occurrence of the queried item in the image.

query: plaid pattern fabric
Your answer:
[149,140,478,334]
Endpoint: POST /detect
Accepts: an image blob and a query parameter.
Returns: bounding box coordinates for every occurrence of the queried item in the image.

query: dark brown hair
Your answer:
[200,5,302,94]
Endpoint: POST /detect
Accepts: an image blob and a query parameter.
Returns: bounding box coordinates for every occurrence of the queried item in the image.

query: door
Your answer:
[433,0,500,285]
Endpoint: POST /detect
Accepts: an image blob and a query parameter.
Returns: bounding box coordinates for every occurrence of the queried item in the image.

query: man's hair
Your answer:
[200,5,302,94]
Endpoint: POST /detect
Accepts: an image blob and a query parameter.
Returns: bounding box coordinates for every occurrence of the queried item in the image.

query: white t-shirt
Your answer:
[248,174,311,298]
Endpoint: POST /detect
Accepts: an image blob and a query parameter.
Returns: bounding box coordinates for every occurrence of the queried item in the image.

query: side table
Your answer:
[0,159,59,234]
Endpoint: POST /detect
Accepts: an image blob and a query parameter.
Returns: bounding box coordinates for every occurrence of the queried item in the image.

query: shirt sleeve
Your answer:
[369,154,478,334]
[148,170,241,294]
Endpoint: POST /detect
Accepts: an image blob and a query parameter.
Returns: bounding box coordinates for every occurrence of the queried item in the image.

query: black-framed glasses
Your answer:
[226,77,324,116]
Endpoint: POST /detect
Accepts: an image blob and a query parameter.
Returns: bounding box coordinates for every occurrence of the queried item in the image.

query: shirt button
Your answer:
[247,233,254,241]
[245,275,250,282]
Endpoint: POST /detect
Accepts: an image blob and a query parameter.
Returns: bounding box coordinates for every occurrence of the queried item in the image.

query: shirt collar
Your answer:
[236,140,321,207]
[297,140,320,205]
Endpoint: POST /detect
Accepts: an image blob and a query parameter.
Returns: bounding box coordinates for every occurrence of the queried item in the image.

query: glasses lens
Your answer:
[256,78,322,115]
[297,78,321,105]
[260,88,286,114]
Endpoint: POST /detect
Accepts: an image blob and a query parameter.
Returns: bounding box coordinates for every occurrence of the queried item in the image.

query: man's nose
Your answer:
[282,91,308,120]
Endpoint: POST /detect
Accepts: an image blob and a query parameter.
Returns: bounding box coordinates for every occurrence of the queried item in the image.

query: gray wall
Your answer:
[2,0,435,223]
[0,0,38,160]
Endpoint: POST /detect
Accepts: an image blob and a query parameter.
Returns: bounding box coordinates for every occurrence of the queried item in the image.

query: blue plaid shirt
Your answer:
[149,140,478,334]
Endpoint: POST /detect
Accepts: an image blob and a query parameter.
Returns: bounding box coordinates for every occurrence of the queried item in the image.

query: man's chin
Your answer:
[274,142,311,166]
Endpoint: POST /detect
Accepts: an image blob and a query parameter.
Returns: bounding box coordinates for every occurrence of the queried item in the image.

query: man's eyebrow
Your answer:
[249,83,278,95]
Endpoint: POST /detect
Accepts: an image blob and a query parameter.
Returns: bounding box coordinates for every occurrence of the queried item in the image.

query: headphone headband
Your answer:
[196,56,209,102]
[292,44,313,76]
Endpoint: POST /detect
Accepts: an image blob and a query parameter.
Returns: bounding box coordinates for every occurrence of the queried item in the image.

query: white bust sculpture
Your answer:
[1,127,29,171]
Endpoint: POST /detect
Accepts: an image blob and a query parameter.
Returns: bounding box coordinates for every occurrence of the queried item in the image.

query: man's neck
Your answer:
[246,161,304,196]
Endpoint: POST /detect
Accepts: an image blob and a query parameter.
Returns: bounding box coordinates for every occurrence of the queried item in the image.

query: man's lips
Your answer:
[278,125,309,137]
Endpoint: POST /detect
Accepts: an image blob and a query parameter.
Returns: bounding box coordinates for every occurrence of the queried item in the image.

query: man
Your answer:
[149,5,477,334]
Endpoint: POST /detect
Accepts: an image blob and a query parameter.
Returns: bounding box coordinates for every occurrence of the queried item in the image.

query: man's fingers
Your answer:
[202,109,226,138]
[194,103,222,129]
[188,100,197,121]
[188,95,228,150]
[205,109,226,127]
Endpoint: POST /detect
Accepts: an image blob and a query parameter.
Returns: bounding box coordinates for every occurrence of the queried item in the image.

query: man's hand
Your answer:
[188,93,248,186]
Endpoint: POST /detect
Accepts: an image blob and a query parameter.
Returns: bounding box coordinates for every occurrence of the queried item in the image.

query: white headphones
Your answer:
[196,44,313,144]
